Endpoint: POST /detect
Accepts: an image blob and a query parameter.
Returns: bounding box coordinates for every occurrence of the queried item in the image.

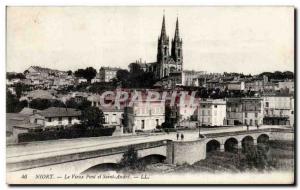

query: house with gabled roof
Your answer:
[30,107,81,127]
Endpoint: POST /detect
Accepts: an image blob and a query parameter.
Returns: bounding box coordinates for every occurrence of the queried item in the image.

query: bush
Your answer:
[161,121,174,129]
[18,126,116,143]
[163,128,177,133]
[119,146,145,171]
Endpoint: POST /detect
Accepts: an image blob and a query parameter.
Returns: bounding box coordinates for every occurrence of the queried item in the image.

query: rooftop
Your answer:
[100,67,121,71]
[38,107,81,118]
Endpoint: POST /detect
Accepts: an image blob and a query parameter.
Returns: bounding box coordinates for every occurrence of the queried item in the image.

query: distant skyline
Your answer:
[7,7,294,74]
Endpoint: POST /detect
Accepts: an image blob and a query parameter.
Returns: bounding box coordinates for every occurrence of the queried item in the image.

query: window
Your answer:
[104,114,109,124]
[48,118,51,122]
[245,112,248,118]
[255,113,258,118]
[112,114,117,123]
[68,117,72,124]
[58,117,62,125]
[141,120,145,129]
[156,119,159,126]
[250,119,253,126]
[255,120,258,125]
[164,47,167,55]
[265,102,269,108]
[214,105,217,108]
[244,119,247,125]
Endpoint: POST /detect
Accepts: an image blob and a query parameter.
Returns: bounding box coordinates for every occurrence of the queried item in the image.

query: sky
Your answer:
[6,6,294,74]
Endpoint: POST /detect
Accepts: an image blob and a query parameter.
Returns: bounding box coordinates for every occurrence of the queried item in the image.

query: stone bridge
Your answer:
[205,128,293,152]
[7,128,293,175]
[7,140,171,174]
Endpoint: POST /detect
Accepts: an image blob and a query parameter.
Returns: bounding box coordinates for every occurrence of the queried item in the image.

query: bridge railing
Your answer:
[7,140,170,172]
[204,128,293,138]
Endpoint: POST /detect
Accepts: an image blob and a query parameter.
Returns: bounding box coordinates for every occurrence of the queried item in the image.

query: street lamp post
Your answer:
[198,123,201,138]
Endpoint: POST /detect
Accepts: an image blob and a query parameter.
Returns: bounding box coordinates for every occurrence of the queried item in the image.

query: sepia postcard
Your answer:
[6,6,295,185]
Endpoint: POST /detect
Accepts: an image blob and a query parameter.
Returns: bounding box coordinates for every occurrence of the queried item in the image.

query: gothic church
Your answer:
[146,15,183,79]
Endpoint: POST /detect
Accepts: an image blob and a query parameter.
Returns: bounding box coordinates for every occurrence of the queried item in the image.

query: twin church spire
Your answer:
[157,14,183,67]
[159,14,180,43]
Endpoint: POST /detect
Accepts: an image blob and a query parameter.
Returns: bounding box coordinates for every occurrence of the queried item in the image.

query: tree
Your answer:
[116,69,130,87]
[7,91,20,113]
[14,83,31,98]
[30,99,52,110]
[74,67,97,82]
[164,105,178,128]
[65,98,92,110]
[52,100,65,107]
[259,71,294,80]
[239,144,276,172]
[129,63,143,73]
[6,72,25,80]
[67,70,73,75]
[81,107,105,128]
[6,91,28,113]
[119,146,144,171]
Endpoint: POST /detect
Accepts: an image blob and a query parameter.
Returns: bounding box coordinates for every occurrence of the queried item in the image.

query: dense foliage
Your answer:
[6,91,28,113]
[81,107,105,128]
[116,64,156,88]
[18,125,116,143]
[119,146,145,171]
[6,72,26,80]
[259,71,294,80]
[74,67,97,82]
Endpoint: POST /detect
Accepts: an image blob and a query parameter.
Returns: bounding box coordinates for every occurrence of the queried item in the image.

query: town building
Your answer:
[130,59,149,72]
[278,81,294,94]
[178,94,199,121]
[76,78,87,84]
[158,72,182,89]
[198,99,226,126]
[226,81,245,91]
[126,100,165,132]
[226,97,263,126]
[20,89,57,102]
[30,107,81,127]
[99,67,120,82]
[24,66,67,80]
[182,70,206,87]
[91,73,102,83]
[7,108,42,143]
[262,95,294,126]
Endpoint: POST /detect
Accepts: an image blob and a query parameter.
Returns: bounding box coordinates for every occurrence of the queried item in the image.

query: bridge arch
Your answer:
[257,134,269,144]
[257,134,270,152]
[206,139,221,153]
[81,163,120,174]
[224,137,239,153]
[241,136,254,152]
[138,154,166,165]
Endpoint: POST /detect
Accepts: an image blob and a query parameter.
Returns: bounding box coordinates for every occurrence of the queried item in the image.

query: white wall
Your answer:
[44,117,80,127]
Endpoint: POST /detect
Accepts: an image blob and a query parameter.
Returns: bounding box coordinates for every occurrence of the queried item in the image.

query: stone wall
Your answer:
[167,139,206,165]
[271,131,294,141]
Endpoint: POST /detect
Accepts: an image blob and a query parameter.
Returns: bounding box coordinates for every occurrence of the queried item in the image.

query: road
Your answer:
[6,125,288,163]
